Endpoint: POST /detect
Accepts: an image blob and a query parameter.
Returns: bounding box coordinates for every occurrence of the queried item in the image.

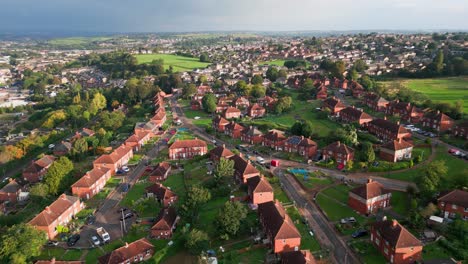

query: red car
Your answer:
[448,149,458,154]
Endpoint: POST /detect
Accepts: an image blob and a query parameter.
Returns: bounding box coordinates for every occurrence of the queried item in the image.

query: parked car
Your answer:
[67,234,81,246]
[47,241,59,247]
[340,217,357,224]
[48,144,55,149]
[121,166,130,173]
[352,229,368,238]
[120,212,134,221]
[91,236,101,246]
[96,227,110,243]
[86,215,96,225]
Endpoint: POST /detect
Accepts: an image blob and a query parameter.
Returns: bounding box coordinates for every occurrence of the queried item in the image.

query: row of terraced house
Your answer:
[27,92,168,240]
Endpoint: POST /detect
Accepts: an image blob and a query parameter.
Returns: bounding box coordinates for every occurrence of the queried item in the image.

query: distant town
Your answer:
[0,32,466,264]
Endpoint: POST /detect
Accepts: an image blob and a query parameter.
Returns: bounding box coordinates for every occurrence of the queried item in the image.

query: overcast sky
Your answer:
[1,0,467,33]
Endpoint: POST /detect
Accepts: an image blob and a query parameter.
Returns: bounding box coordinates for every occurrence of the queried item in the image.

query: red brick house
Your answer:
[23,155,56,183]
[0,179,24,203]
[366,118,411,142]
[422,110,455,132]
[230,154,260,183]
[241,126,263,144]
[223,107,241,119]
[71,167,112,200]
[281,250,316,264]
[212,115,229,132]
[385,100,411,117]
[247,175,274,206]
[53,141,72,156]
[146,183,178,207]
[316,85,328,100]
[348,179,392,215]
[197,85,213,94]
[258,96,277,109]
[379,139,413,163]
[125,131,153,152]
[148,162,171,182]
[168,139,207,160]
[209,145,234,162]
[298,137,318,159]
[224,121,245,139]
[151,109,167,128]
[339,106,373,125]
[350,81,365,98]
[322,141,354,165]
[93,145,134,174]
[402,105,425,124]
[437,190,468,220]
[215,103,229,113]
[322,97,345,115]
[370,219,423,264]
[363,93,389,112]
[452,122,468,139]
[234,96,250,109]
[29,194,84,239]
[262,130,287,150]
[258,200,301,253]
[98,238,155,264]
[151,207,179,239]
[248,103,266,118]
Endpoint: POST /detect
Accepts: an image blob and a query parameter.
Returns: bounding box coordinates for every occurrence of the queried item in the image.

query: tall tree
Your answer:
[72,137,88,161]
[89,92,107,115]
[251,75,263,85]
[250,84,266,98]
[266,67,279,82]
[0,223,47,263]
[361,142,375,163]
[43,156,74,195]
[331,61,346,79]
[216,201,248,240]
[182,84,197,99]
[201,93,217,113]
[215,158,235,182]
[184,229,209,254]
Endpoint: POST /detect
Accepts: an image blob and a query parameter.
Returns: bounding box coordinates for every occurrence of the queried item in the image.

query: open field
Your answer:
[379,77,468,112]
[48,37,113,45]
[135,54,211,72]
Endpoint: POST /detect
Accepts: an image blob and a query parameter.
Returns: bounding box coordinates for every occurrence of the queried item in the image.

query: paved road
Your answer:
[73,132,171,248]
[275,168,359,264]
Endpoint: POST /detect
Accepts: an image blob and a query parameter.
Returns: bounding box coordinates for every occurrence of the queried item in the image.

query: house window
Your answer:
[452,204,458,209]
[464,207,468,212]
[384,247,388,255]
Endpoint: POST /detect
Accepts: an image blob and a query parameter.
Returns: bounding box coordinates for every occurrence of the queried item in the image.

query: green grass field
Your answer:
[48,37,113,45]
[382,77,468,112]
[134,54,211,72]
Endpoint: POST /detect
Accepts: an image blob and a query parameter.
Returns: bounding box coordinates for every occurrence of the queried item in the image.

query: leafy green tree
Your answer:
[434,50,444,73]
[290,122,303,136]
[353,59,368,72]
[349,68,359,81]
[266,67,279,82]
[181,186,211,218]
[361,142,375,163]
[216,201,248,240]
[274,96,292,114]
[331,61,346,79]
[417,160,447,198]
[89,92,107,115]
[29,183,49,202]
[201,93,217,113]
[0,223,47,263]
[43,156,74,195]
[100,111,126,130]
[250,84,266,98]
[215,158,235,181]
[251,75,263,85]
[72,137,88,161]
[199,53,209,62]
[301,121,314,138]
[302,78,314,90]
[184,229,209,254]
[199,75,208,85]
[360,75,375,90]
[278,69,287,79]
[182,84,197,99]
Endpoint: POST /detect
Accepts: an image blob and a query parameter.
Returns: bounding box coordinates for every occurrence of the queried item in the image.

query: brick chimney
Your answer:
[396,121,400,125]
[124,242,129,248]
[337,141,341,146]
[45,206,51,213]
[392,219,398,227]
[384,116,387,120]
[222,144,225,148]
[60,194,66,199]
[367,178,373,183]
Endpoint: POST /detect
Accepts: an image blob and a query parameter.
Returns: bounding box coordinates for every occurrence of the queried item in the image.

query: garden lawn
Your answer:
[316,193,365,222]
[350,240,387,264]
[267,178,290,203]
[321,185,353,204]
[390,191,410,217]
[120,181,152,207]
[423,241,453,261]
[262,60,286,66]
[219,246,268,264]
[403,77,468,113]
[287,207,322,252]
[293,172,334,189]
[135,54,211,72]
[385,145,467,184]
